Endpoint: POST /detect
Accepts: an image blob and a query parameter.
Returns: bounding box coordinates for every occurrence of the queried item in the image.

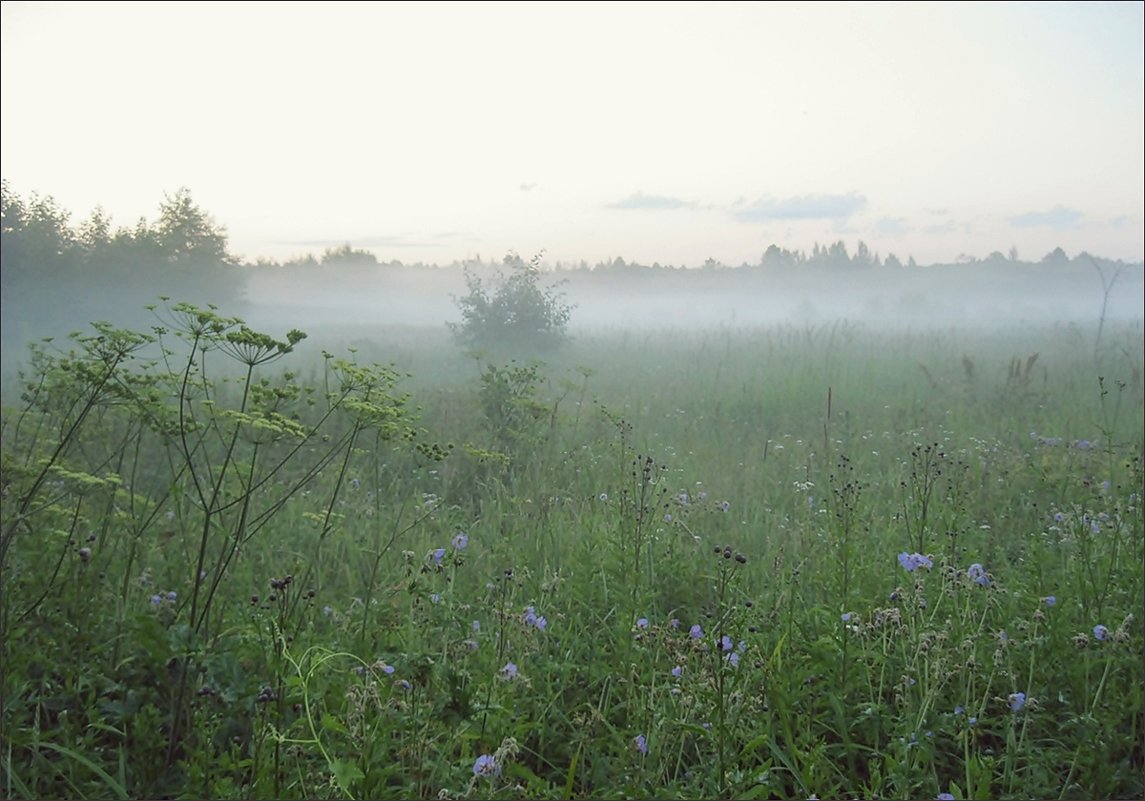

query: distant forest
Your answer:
[3,181,1142,350]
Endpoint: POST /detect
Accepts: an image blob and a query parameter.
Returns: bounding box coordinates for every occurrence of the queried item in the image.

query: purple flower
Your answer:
[166,591,178,602]
[898,551,933,572]
[689,624,703,639]
[1043,595,1056,607]
[380,662,395,675]
[720,634,733,651]
[954,705,964,716]
[937,793,955,801]
[473,754,500,777]
[636,617,649,630]
[398,679,411,691]
[726,651,741,668]
[432,548,446,565]
[633,734,647,755]
[967,563,990,586]
[669,618,680,630]
[671,666,682,678]
[451,532,468,550]
[1093,624,1109,641]
[841,612,853,622]
[1009,691,1026,713]
[500,662,518,680]
[149,594,163,606]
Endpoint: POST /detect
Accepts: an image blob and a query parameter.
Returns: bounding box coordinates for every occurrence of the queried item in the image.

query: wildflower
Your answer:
[636,617,649,630]
[523,606,537,626]
[430,593,441,604]
[1009,692,1026,713]
[689,624,703,639]
[671,666,682,678]
[473,754,500,777]
[432,547,446,565]
[398,679,411,691]
[463,639,479,652]
[452,532,468,550]
[898,551,933,572]
[954,705,964,716]
[841,612,853,622]
[720,500,730,513]
[472,619,481,632]
[166,591,177,602]
[378,661,395,675]
[633,734,647,755]
[1093,624,1109,641]
[663,513,673,523]
[938,793,956,801]
[500,662,518,680]
[599,492,608,501]
[322,605,333,617]
[726,651,741,668]
[78,547,92,563]
[149,594,163,605]
[720,634,733,651]
[669,618,680,630]
[1043,595,1056,607]
[968,716,977,726]
[967,563,990,586]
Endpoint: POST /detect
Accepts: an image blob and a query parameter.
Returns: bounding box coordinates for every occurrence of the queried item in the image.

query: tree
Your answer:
[156,188,232,266]
[450,251,573,353]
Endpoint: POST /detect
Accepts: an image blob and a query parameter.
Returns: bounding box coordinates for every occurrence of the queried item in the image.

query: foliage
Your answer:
[2,301,1143,801]
[449,252,573,354]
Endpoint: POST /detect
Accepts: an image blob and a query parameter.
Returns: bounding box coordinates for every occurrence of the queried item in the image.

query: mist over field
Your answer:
[238,256,1145,336]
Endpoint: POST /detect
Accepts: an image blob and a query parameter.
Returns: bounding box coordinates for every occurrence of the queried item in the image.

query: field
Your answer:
[2,305,1142,800]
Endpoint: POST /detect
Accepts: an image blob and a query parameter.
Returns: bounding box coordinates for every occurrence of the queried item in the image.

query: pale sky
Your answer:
[2,1,1142,267]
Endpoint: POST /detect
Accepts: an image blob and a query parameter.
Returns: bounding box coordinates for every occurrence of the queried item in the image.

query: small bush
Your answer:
[449,251,573,353]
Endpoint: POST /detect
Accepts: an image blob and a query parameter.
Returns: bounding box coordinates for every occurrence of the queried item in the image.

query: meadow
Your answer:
[1,303,1142,800]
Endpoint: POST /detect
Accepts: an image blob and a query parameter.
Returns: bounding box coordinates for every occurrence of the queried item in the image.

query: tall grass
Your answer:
[2,308,1142,800]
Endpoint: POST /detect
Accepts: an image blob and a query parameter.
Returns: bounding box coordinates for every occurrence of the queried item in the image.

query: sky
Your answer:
[2,0,1142,267]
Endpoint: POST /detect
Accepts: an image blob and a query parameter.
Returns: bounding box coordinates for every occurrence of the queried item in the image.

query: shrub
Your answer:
[449,251,573,353]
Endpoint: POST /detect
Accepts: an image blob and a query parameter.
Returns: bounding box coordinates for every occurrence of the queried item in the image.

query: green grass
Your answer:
[2,307,1142,800]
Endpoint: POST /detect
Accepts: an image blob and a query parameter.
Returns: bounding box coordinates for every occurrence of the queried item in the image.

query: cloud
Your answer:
[876,216,908,235]
[607,191,694,210]
[733,193,866,223]
[1009,205,1083,229]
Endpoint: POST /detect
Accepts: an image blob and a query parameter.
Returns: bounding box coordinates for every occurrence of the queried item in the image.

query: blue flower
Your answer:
[500,662,518,680]
[719,500,730,513]
[726,651,741,668]
[432,548,446,565]
[671,666,682,677]
[149,594,163,606]
[967,563,990,586]
[1043,595,1056,607]
[473,754,500,777]
[636,617,649,630]
[954,705,964,716]
[689,624,703,639]
[1093,624,1109,641]
[937,793,955,800]
[720,634,733,651]
[451,532,468,550]
[898,551,933,572]
[633,734,647,755]
[1009,692,1026,712]
[841,612,853,622]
